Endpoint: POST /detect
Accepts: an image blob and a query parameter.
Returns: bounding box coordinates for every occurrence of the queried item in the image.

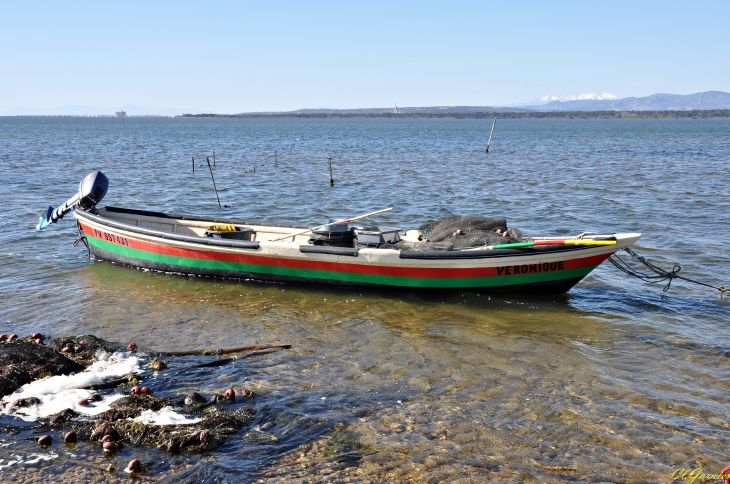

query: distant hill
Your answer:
[525,91,730,111]
[243,106,528,115]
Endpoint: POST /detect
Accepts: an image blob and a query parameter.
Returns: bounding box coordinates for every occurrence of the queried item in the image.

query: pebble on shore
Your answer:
[37,435,52,446]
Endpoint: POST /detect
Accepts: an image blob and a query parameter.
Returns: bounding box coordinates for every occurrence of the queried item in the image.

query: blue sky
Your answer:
[1,1,728,113]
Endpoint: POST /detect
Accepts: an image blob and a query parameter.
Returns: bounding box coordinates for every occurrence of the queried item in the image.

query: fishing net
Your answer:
[397,215,525,251]
[420,215,507,241]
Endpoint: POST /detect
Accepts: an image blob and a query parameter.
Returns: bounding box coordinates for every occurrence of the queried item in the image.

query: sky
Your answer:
[1,1,729,113]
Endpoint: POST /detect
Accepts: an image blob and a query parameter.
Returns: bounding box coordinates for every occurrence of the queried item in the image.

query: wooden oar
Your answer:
[491,239,616,249]
[271,207,394,242]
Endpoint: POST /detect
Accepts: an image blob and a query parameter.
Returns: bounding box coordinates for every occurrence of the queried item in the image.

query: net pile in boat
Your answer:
[395,215,525,251]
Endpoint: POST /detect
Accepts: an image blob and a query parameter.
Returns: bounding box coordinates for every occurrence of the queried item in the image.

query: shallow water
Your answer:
[1,117,729,482]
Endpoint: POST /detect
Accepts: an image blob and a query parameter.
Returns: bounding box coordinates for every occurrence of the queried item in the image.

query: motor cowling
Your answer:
[37,171,108,230]
[77,171,109,210]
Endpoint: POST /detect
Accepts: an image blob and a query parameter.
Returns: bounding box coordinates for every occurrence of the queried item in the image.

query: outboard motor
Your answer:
[37,171,109,230]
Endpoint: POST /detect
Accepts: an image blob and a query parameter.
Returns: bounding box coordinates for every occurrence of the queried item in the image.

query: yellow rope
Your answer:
[207,224,236,232]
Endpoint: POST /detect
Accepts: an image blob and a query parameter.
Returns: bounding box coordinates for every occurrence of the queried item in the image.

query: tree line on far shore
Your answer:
[179,110,730,120]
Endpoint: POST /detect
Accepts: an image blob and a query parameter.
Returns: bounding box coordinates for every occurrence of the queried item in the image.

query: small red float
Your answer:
[721,464,730,484]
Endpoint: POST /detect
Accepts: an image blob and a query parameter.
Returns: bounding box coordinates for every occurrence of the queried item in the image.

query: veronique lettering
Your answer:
[497,260,565,276]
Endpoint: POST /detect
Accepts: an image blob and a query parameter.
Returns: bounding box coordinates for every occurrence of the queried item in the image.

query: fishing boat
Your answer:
[38,172,641,295]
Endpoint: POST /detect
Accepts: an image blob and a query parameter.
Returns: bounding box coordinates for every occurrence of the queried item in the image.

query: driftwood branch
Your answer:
[158,343,291,357]
[185,348,284,369]
[82,348,287,390]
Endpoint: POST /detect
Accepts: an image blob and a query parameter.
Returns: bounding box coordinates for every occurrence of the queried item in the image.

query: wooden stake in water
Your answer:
[328,157,334,186]
[206,157,221,208]
[275,150,278,167]
[192,156,194,174]
[213,150,216,168]
[486,118,496,153]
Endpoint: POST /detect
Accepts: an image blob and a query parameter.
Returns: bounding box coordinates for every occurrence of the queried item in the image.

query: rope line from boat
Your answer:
[608,247,729,297]
[73,223,90,260]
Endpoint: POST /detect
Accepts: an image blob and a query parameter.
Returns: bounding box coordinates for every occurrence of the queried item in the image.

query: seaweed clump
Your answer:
[0,339,85,397]
[3,332,260,455]
[54,384,255,452]
[70,401,255,452]
[47,334,121,366]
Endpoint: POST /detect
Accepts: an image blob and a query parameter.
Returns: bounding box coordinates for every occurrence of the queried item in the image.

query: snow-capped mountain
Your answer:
[509,93,619,107]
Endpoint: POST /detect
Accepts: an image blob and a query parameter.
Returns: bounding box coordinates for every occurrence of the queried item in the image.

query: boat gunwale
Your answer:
[103,205,310,229]
[76,208,262,250]
[76,207,640,264]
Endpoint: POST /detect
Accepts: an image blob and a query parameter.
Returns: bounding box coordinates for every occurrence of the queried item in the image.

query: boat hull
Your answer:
[86,243,592,294]
[75,208,640,295]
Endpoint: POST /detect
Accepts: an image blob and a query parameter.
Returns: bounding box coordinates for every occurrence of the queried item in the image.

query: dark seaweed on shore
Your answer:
[0,338,86,397]
[1,334,259,454]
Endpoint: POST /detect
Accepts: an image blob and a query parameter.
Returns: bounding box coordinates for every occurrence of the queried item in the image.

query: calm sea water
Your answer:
[1,117,729,482]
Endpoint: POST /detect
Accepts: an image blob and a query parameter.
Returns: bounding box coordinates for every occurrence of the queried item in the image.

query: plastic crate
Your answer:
[205,227,254,241]
[355,227,403,247]
[309,223,355,247]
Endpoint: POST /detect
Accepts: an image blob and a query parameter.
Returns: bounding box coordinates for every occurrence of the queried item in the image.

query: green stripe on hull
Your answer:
[87,236,596,289]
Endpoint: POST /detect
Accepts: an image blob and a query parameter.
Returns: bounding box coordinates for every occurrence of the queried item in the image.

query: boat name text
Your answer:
[497,261,565,276]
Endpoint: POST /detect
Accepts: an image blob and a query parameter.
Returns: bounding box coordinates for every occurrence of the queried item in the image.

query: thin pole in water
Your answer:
[328,157,334,186]
[206,157,221,208]
[213,150,216,168]
[486,118,496,153]
[192,156,194,174]
[275,150,278,168]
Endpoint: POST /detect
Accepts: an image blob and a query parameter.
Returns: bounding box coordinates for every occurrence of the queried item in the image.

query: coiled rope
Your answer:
[608,247,729,297]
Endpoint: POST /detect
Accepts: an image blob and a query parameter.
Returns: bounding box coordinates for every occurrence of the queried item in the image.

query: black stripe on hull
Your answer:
[89,246,588,296]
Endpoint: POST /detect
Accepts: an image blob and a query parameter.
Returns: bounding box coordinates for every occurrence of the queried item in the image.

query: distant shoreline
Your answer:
[178,110,730,119]
[4,110,730,119]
